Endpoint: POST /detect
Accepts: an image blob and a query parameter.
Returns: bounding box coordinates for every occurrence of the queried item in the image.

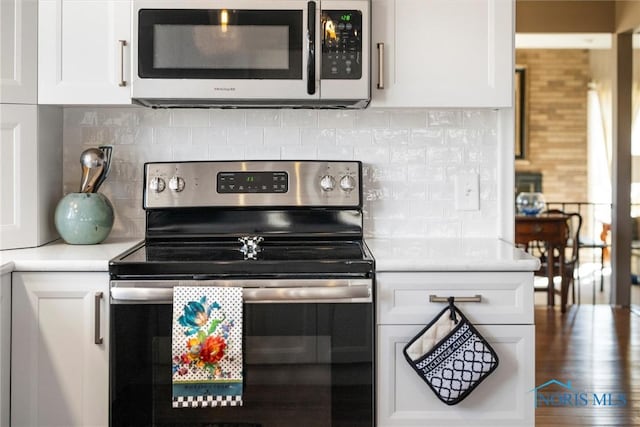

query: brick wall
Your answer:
[515,49,590,205]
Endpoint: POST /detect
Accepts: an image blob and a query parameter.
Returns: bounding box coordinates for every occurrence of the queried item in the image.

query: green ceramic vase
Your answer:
[54,192,115,245]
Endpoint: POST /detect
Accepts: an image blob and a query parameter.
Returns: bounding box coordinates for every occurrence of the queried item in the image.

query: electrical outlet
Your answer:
[455,173,480,211]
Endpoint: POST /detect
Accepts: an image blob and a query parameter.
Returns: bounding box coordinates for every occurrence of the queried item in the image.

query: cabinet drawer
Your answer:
[377,324,534,427]
[377,272,534,325]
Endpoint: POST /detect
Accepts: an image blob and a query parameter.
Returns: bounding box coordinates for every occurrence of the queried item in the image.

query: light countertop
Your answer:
[1,237,539,274]
[0,238,141,273]
[365,237,540,272]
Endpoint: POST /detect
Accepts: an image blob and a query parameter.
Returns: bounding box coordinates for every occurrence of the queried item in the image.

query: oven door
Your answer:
[132,0,319,103]
[109,280,373,427]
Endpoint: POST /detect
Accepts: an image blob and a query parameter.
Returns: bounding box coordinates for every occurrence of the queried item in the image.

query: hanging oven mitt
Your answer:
[402,297,499,405]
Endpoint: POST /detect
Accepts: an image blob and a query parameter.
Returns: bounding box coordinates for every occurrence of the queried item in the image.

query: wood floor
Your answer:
[535,305,640,426]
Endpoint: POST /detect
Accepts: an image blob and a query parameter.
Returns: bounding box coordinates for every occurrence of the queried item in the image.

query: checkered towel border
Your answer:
[173,395,243,408]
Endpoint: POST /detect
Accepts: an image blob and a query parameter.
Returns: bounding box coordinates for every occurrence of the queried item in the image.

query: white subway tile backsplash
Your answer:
[171,109,211,127]
[429,181,455,201]
[192,127,227,146]
[317,144,354,160]
[356,110,390,128]
[427,146,463,165]
[336,129,372,147]
[411,128,444,145]
[137,108,171,127]
[209,144,246,160]
[173,142,210,161]
[374,128,409,145]
[212,110,245,128]
[283,110,318,128]
[463,110,498,128]
[244,145,281,160]
[246,110,281,127]
[301,128,336,146]
[281,145,318,160]
[318,110,356,128]
[408,165,445,182]
[427,111,463,127]
[61,107,500,239]
[425,219,462,238]
[354,145,390,164]
[264,128,300,147]
[391,182,427,201]
[154,127,191,146]
[390,146,427,164]
[227,128,263,146]
[390,110,426,128]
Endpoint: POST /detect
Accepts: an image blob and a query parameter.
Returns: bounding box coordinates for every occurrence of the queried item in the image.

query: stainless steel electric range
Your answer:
[108,160,375,427]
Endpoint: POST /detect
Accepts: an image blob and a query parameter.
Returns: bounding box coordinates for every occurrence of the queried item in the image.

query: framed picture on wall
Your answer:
[515,66,527,160]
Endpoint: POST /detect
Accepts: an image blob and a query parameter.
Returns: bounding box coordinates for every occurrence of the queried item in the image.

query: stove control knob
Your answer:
[169,176,185,192]
[320,175,336,192]
[149,177,166,193]
[339,175,356,192]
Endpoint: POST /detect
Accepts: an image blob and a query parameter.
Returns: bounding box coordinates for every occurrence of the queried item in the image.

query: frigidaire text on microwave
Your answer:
[132,0,371,108]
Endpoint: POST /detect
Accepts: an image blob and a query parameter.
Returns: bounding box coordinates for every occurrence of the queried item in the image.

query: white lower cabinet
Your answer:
[377,324,534,426]
[11,272,109,427]
[0,271,10,427]
[376,271,535,427]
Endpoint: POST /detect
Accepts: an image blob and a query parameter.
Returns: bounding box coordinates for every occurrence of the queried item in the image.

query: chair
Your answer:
[577,222,609,296]
[533,210,583,307]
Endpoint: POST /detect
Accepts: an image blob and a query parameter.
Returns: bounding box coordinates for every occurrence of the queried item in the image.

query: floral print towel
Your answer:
[172,286,243,408]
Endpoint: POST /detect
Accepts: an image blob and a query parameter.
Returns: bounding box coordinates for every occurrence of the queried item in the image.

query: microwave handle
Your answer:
[307,1,316,95]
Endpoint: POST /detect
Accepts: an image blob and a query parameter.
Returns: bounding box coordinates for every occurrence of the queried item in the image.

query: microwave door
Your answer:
[132,0,320,104]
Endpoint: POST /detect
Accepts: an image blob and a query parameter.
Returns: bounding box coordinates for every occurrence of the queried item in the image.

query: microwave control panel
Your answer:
[321,10,362,79]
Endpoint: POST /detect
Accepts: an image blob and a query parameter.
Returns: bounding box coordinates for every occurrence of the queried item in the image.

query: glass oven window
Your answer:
[138,9,303,79]
[111,303,373,427]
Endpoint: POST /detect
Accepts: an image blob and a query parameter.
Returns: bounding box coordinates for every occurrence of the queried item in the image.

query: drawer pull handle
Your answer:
[429,295,482,303]
[376,42,384,89]
[94,291,103,345]
[118,40,127,87]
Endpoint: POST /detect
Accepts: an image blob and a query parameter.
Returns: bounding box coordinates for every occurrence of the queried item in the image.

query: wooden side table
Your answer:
[515,214,569,311]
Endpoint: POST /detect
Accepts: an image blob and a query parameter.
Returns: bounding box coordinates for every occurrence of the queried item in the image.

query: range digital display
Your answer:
[217,171,288,193]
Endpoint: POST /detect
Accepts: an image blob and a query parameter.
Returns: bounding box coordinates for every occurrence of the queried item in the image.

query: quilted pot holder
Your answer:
[403,297,499,405]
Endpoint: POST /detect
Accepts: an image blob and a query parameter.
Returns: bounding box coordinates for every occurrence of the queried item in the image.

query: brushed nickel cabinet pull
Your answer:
[94,291,104,344]
[376,42,384,89]
[429,295,482,303]
[118,40,127,87]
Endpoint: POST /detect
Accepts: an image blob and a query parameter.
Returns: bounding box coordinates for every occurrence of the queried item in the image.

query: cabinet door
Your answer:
[370,0,513,108]
[38,0,131,104]
[0,104,38,249]
[0,105,61,250]
[0,0,37,103]
[11,272,109,427]
[0,272,10,427]
[377,324,534,426]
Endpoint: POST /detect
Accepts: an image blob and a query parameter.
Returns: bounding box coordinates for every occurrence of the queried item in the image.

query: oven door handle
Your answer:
[110,285,371,303]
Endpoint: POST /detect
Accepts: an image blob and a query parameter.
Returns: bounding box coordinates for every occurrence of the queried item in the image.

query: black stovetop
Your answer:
[109,239,375,280]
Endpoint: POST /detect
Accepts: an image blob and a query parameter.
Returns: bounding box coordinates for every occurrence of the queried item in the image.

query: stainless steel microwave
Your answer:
[131,0,371,108]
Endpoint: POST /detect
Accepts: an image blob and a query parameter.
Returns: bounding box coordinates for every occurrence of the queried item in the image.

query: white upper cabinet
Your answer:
[0,0,37,103]
[370,0,514,108]
[0,104,62,250]
[38,0,131,104]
